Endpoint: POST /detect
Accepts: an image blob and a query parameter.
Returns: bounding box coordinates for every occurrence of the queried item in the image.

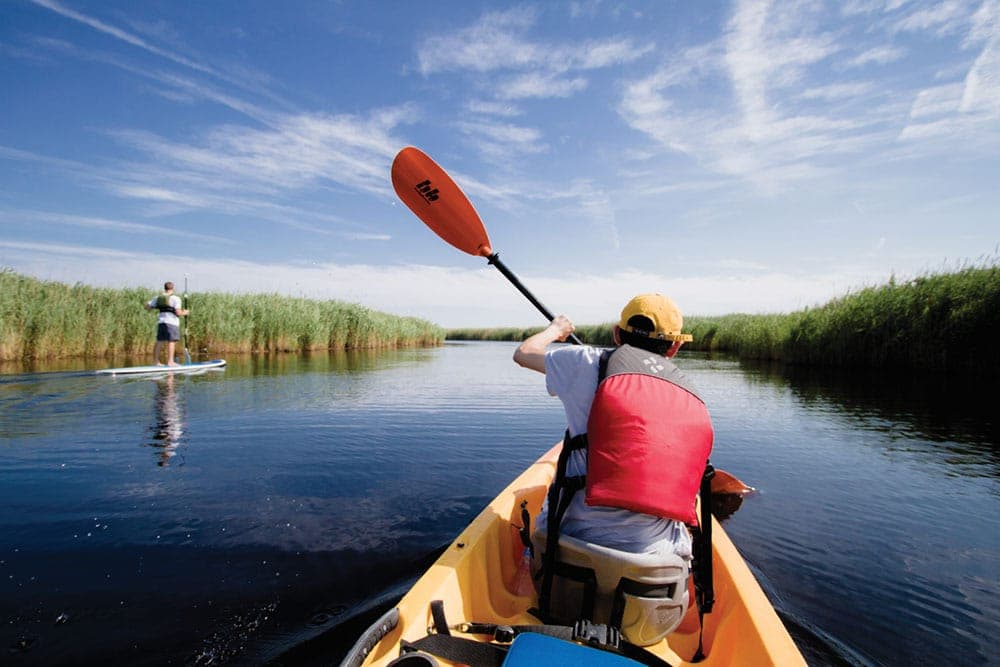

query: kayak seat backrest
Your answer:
[502,631,642,666]
[531,528,690,646]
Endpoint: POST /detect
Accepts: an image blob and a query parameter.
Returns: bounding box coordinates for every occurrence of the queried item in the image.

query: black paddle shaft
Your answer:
[487,253,583,346]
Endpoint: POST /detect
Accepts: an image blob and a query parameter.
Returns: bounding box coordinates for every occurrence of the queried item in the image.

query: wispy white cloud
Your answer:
[800,81,876,100]
[578,195,621,252]
[496,72,588,100]
[456,119,547,162]
[0,126,394,237]
[1,239,143,260]
[417,8,650,75]
[840,0,896,17]
[909,83,964,118]
[106,108,405,199]
[569,0,605,20]
[416,10,653,195]
[892,0,974,37]
[29,0,216,75]
[465,100,523,117]
[53,106,413,233]
[28,0,293,110]
[417,8,539,74]
[967,0,1000,45]
[17,35,277,126]
[845,44,908,67]
[960,35,1000,113]
[619,0,998,191]
[10,4,414,243]
[343,232,392,241]
[0,209,230,243]
[724,0,840,140]
[899,11,1000,143]
[0,144,93,171]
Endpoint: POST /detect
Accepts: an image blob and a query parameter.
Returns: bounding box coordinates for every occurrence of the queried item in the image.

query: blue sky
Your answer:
[2,1,997,328]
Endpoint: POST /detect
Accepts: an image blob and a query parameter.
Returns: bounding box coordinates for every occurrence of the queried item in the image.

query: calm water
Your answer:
[1,343,997,666]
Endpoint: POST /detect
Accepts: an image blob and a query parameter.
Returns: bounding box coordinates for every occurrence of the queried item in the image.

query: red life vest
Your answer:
[585,345,714,526]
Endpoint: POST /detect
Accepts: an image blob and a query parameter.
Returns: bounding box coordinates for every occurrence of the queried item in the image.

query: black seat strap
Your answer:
[598,348,612,381]
[430,599,450,635]
[402,634,507,666]
[538,431,578,618]
[690,462,716,662]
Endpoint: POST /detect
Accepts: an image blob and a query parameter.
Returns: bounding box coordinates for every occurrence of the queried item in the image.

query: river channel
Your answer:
[1,342,997,665]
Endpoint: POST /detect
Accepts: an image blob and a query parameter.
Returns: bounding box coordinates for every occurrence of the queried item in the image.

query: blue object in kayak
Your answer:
[502,633,642,666]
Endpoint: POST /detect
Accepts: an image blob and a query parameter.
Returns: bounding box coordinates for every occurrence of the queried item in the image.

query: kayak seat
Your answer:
[531,529,690,647]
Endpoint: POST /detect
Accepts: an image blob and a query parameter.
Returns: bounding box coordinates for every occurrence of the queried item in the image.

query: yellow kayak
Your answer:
[341,444,806,667]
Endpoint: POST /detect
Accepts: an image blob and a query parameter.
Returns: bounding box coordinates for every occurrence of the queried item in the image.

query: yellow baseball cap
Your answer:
[619,293,693,342]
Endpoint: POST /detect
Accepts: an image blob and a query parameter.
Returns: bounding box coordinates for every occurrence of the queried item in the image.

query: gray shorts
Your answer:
[157,323,180,342]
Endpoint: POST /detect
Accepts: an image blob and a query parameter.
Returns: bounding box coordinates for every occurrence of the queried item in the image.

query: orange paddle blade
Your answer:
[391,146,493,257]
[711,468,756,495]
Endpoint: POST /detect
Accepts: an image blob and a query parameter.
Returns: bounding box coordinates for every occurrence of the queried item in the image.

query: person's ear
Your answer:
[665,340,682,358]
[612,326,621,346]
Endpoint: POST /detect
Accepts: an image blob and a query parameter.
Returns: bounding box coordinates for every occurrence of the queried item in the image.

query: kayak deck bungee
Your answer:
[95,359,227,376]
[341,443,805,666]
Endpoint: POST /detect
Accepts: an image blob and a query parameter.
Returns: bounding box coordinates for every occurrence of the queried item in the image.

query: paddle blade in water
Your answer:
[711,469,756,495]
[391,146,493,257]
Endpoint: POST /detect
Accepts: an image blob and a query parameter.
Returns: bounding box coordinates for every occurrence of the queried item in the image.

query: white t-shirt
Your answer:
[538,344,692,558]
[148,294,182,327]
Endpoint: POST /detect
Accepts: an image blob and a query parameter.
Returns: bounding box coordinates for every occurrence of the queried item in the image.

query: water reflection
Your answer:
[712,356,999,666]
[739,360,999,478]
[147,373,184,466]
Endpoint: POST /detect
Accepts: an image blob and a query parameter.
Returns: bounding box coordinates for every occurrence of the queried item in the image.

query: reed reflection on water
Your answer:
[0,343,996,666]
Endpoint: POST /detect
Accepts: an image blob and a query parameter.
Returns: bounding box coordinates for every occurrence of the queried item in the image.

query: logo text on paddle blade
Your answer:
[415,180,439,203]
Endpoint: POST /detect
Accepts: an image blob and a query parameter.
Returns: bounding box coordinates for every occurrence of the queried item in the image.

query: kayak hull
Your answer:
[95,359,227,376]
[343,444,805,666]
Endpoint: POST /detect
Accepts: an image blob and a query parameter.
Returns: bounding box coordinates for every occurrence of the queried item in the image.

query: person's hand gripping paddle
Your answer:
[390,146,583,345]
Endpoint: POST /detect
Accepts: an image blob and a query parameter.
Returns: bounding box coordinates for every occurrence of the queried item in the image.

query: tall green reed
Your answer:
[446,264,1000,374]
[0,270,445,361]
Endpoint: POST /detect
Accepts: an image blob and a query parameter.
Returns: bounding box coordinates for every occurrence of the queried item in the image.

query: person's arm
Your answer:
[513,315,575,374]
[172,295,188,317]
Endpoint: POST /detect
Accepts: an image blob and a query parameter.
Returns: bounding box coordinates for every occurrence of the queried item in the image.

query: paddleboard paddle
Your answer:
[183,274,192,365]
[391,146,583,345]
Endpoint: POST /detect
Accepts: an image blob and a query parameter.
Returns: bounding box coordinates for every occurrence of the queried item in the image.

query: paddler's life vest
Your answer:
[585,344,713,525]
[155,294,177,315]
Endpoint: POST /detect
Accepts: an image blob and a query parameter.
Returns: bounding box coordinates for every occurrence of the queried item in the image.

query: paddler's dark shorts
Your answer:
[157,323,180,342]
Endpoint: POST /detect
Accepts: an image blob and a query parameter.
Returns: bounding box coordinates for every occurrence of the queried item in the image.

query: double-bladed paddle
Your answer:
[390,146,753,499]
[391,146,583,345]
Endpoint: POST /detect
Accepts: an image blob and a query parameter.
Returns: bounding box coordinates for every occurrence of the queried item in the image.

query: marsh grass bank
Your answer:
[0,270,445,362]
[449,265,1000,375]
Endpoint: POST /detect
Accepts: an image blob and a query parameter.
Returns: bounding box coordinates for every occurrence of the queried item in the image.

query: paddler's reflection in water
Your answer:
[148,373,184,466]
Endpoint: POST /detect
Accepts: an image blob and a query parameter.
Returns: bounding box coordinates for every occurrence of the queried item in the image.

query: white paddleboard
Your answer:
[96,359,227,376]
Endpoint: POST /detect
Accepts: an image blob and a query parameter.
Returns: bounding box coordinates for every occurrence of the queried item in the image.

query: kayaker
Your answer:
[144,281,189,366]
[513,293,713,641]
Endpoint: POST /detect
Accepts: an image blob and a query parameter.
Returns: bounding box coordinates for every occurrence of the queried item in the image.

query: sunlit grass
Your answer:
[447,264,1000,374]
[0,270,445,361]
